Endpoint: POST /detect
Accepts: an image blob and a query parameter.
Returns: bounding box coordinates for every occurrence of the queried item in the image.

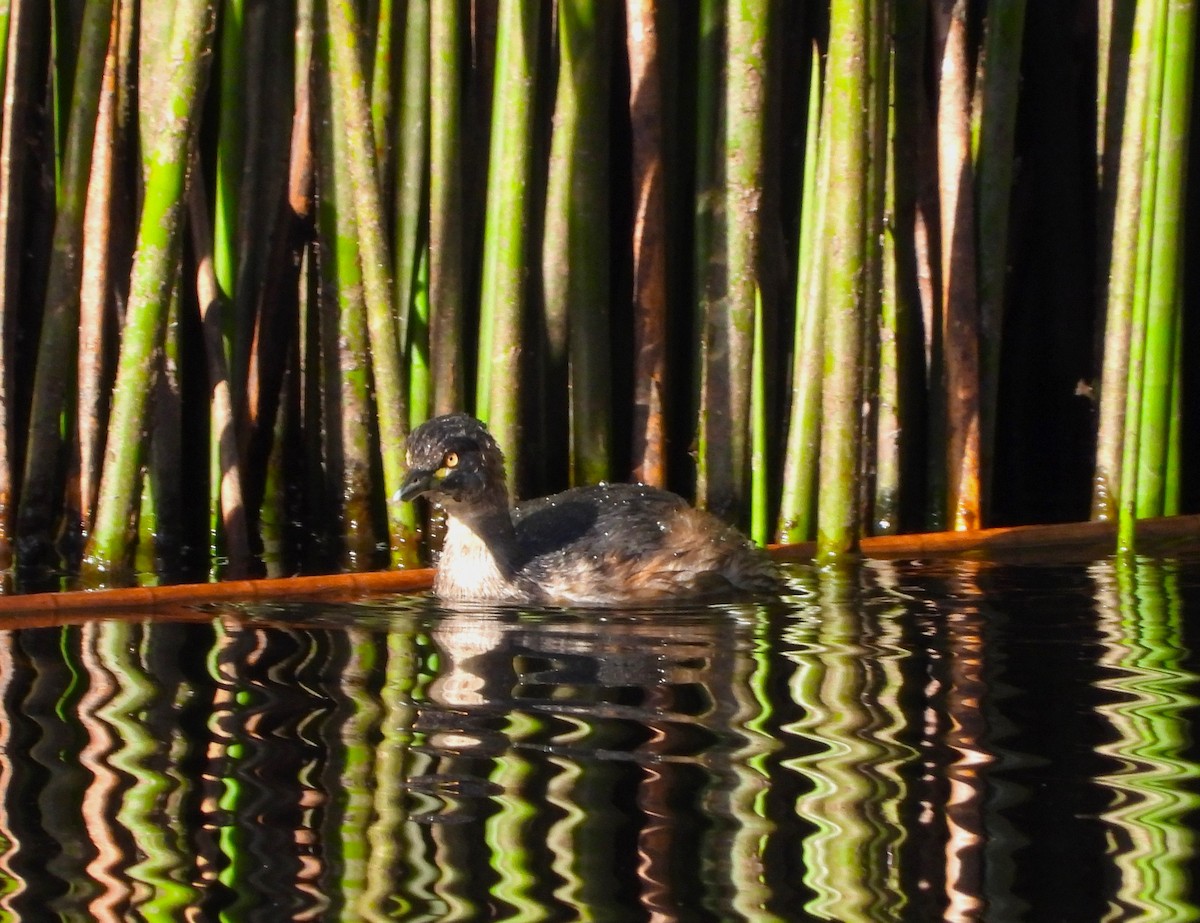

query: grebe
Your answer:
[399,414,783,605]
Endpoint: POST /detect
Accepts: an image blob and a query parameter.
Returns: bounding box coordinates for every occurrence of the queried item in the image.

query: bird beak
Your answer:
[397,468,433,503]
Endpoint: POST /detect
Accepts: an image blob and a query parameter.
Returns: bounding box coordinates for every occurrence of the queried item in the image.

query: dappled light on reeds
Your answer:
[0,3,1192,588]
[1093,0,1196,556]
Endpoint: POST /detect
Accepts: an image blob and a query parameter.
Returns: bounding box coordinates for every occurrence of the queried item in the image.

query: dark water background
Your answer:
[1,554,1199,921]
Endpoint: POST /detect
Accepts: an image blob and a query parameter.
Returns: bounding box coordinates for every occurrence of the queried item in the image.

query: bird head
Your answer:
[398,413,509,509]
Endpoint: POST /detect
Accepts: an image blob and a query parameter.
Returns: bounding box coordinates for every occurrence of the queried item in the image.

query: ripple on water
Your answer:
[1,555,1199,921]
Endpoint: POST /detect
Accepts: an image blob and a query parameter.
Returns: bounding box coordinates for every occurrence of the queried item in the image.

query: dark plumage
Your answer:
[399,413,784,605]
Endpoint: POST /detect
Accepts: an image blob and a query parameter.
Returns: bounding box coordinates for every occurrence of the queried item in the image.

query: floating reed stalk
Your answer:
[83,1,217,581]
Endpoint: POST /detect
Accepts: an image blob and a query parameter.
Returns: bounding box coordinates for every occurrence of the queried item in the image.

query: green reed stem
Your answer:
[0,3,10,102]
[1096,2,1138,265]
[1136,0,1193,519]
[546,0,612,485]
[816,0,869,565]
[476,0,539,489]
[408,240,430,430]
[692,0,722,443]
[706,0,767,525]
[1164,303,1183,516]
[48,3,67,190]
[778,47,825,544]
[259,372,289,577]
[861,0,889,535]
[874,35,902,536]
[84,1,216,580]
[146,284,184,577]
[132,435,155,579]
[316,21,380,571]
[394,0,429,361]
[1117,0,1166,552]
[136,331,171,581]
[17,0,111,563]
[750,285,767,546]
[208,0,245,575]
[213,0,242,308]
[972,0,1026,504]
[428,0,465,415]
[1094,0,1158,525]
[326,0,418,566]
[191,171,251,578]
[370,0,395,184]
[313,9,370,568]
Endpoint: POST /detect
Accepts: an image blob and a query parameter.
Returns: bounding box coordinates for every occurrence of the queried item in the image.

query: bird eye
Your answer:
[444,451,459,468]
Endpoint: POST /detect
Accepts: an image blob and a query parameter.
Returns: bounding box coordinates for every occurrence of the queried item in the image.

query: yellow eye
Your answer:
[444,451,459,468]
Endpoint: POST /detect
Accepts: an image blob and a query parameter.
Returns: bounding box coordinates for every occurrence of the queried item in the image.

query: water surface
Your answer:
[1,555,1199,921]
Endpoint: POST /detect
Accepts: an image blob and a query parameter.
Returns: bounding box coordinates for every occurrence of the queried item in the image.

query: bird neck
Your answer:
[454,501,518,550]
[435,501,527,601]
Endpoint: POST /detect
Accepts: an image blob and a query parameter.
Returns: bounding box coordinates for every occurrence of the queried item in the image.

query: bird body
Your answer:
[400,414,783,606]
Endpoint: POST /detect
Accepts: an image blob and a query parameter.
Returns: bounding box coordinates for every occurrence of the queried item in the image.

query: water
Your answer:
[2,554,1199,921]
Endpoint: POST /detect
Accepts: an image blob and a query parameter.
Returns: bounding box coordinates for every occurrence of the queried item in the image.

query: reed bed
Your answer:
[0,1,1193,588]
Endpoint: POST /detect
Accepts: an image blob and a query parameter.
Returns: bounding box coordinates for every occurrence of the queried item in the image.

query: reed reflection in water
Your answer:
[0,556,1198,920]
